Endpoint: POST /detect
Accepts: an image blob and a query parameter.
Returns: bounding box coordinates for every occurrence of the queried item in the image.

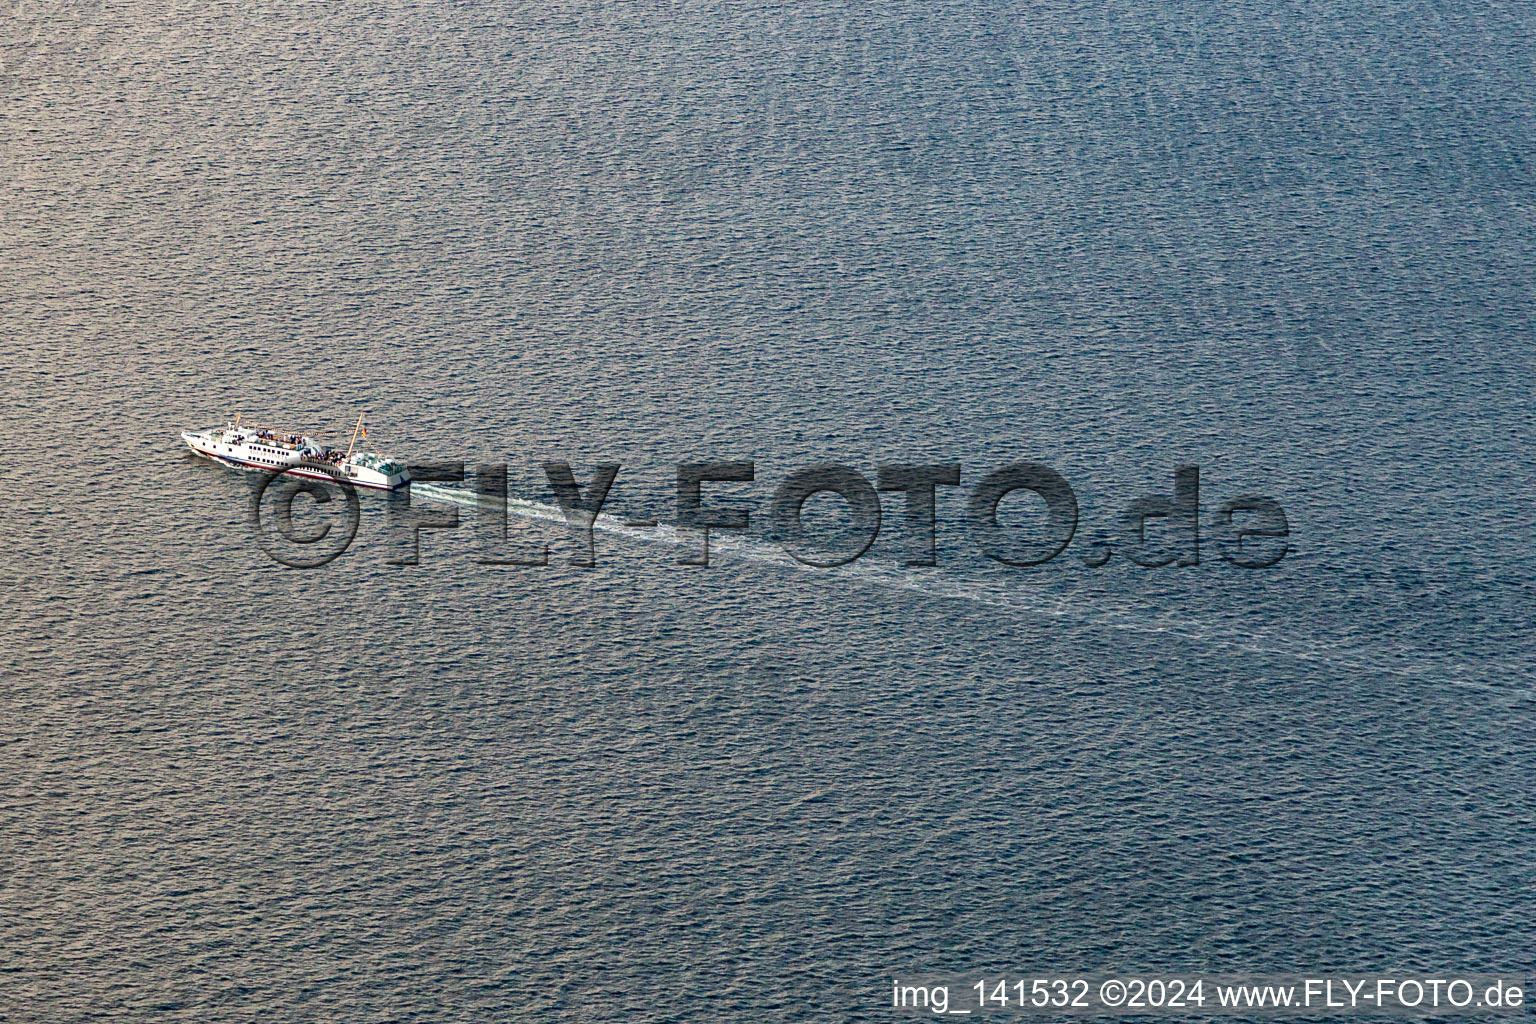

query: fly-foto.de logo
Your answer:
[249,461,1288,571]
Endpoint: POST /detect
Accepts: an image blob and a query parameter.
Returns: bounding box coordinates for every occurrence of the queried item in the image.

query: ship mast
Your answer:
[345,412,366,458]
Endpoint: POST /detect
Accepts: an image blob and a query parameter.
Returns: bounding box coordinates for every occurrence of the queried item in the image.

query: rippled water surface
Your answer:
[4,1,1535,1020]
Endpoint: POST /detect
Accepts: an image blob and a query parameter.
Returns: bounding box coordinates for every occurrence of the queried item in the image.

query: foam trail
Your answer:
[408,483,1509,688]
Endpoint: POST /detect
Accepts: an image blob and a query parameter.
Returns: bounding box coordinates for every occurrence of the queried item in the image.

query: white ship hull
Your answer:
[182,426,409,491]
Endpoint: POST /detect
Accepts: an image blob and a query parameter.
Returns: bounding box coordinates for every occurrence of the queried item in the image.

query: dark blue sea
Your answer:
[4,1,1534,1020]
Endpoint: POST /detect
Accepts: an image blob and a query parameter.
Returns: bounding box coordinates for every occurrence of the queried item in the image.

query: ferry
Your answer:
[182,413,410,490]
